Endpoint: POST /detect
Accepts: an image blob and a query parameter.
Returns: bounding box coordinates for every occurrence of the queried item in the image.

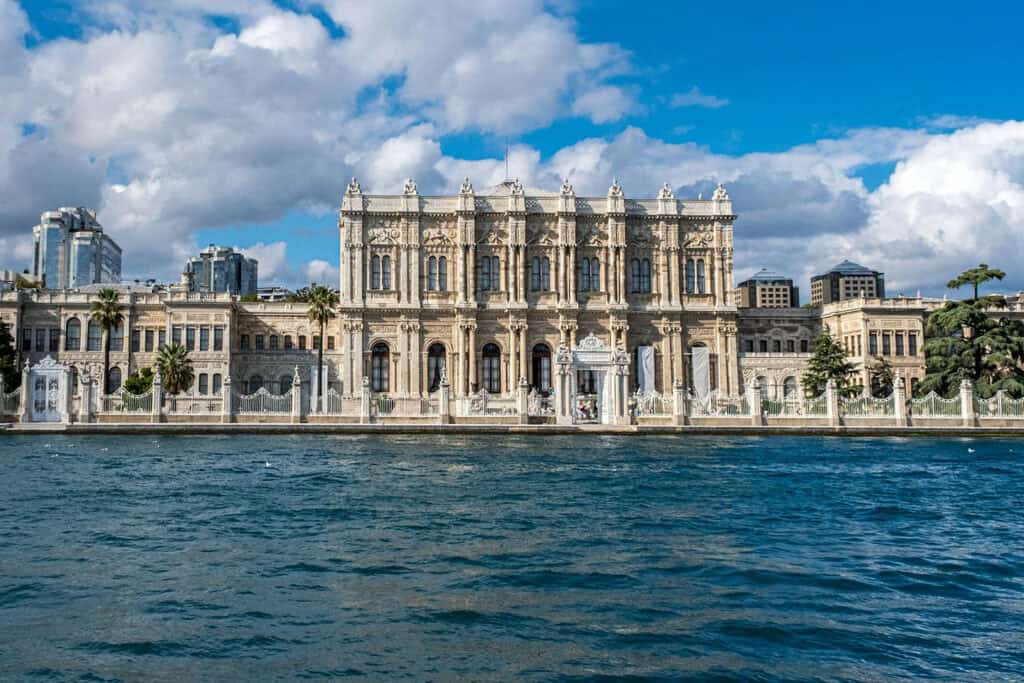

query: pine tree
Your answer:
[802,327,857,397]
[869,357,894,397]
[0,320,18,390]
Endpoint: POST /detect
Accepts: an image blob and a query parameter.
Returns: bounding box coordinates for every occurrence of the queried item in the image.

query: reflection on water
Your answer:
[1,434,1023,680]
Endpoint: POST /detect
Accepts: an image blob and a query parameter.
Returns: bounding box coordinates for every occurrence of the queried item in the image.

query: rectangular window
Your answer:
[284,335,293,350]
[772,340,781,353]
[298,335,307,350]
[212,373,222,395]
[327,336,335,350]
[255,334,264,351]
[87,324,101,351]
[66,322,81,351]
[800,340,808,353]
[200,327,210,351]
[313,335,321,350]
[49,328,60,353]
[131,329,141,352]
[198,373,209,395]
[172,326,182,346]
[110,325,123,352]
[786,340,795,353]
[909,333,918,356]
[759,340,768,352]
[895,333,904,356]
[213,326,224,351]
[145,329,154,352]
[22,328,31,352]
[269,335,279,351]
[186,327,196,351]
[240,334,250,351]
[869,332,878,355]
[882,333,891,355]
[744,340,753,353]
[35,329,46,352]
[158,329,167,349]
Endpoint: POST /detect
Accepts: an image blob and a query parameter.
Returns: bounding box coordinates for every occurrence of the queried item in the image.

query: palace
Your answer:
[3,177,1023,425]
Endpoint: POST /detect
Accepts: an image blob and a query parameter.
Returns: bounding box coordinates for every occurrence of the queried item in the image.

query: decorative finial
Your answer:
[511,177,524,194]
[561,177,574,195]
[293,365,301,384]
[346,177,361,194]
[608,178,623,197]
[403,178,418,195]
[459,176,473,194]
[658,182,674,200]
[712,182,729,201]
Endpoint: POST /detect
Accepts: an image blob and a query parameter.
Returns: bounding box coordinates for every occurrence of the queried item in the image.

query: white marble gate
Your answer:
[21,356,72,423]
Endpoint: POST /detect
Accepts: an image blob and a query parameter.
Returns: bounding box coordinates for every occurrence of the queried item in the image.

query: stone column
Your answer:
[79,372,92,423]
[291,366,303,424]
[555,346,573,425]
[509,247,517,304]
[152,368,163,424]
[221,375,233,423]
[673,380,687,426]
[568,247,577,305]
[457,245,466,304]
[437,370,451,425]
[893,370,907,427]
[18,363,30,423]
[518,325,528,385]
[826,379,840,427]
[467,245,476,305]
[960,379,976,428]
[747,378,763,426]
[360,376,371,424]
[354,245,365,306]
[468,324,477,393]
[618,247,627,304]
[672,326,684,387]
[517,376,529,425]
[508,324,518,392]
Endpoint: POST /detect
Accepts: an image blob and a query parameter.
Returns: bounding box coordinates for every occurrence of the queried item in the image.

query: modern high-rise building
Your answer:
[31,207,122,289]
[810,260,885,305]
[184,245,258,296]
[734,268,799,308]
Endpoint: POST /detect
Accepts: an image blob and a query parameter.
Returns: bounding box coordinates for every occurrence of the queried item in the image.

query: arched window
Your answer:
[482,343,501,393]
[110,323,124,351]
[198,373,209,395]
[481,256,492,291]
[438,256,447,291]
[589,257,600,292]
[580,258,591,292]
[371,255,381,290]
[685,259,695,294]
[783,376,798,399]
[531,257,541,291]
[279,374,292,394]
[428,256,437,291]
[696,259,706,294]
[631,258,641,292]
[87,320,102,351]
[107,367,122,393]
[756,375,769,400]
[248,375,263,393]
[428,343,446,392]
[532,344,551,392]
[212,373,222,395]
[65,318,81,351]
[269,335,278,350]
[641,258,652,293]
[371,343,390,392]
[381,255,391,290]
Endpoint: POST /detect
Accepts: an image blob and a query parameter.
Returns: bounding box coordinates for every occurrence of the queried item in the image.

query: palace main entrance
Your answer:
[553,333,631,426]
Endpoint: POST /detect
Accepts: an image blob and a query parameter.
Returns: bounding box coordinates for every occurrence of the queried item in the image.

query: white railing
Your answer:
[321,388,360,416]
[371,395,433,417]
[235,387,291,415]
[690,391,750,417]
[633,391,672,417]
[803,394,828,417]
[165,393,223,415]
[911,392,962,418]
[842,394,895,417]
[976,391,1024,418]
[0,388,20,414]
[763,397,804,417]
[101,389,153,413]
[459,389,517,416]
[528,389,555,417]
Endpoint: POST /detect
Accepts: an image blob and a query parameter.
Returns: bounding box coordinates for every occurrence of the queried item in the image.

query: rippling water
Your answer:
[1,434,1023,681]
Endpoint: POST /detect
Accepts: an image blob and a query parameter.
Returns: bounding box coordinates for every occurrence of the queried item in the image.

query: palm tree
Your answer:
[306,283,338,408]
[90,288,124,394]
[156,343,194,395]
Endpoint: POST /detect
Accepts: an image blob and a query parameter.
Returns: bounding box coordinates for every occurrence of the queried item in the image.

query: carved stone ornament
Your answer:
[32,355,65,370]
[422,228,453,246]
[684,232,713,248]
[713,183,729,201]
[658,182,674,200]
[561,178,575,195]
[459,176,474,194]
[368,228,401,244]
[346,177,361,194]
[608,178,623,197]
[576,332,608,351]
[293,365,302,384]
[511,178,524,195]
[403,178,418,195]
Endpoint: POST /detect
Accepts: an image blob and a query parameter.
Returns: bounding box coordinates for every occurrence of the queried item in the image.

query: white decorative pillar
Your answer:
[960,379,975,427]
[457,245,466,304]
[438,369,451,425]
[517,376,529,424]
[747,378,762,426]
[221,375,233,423]
[508,324,518,392]
[555,345,573,425]
[291,366,303,424]
[467,245,476,305]
[826,379,840,427]
[518,325,528,385]
[894,370,907,427]
[360,376,371,424]
[468,324,477,393]
[152,368,163,424]
[18,363,30,423]
[79,372,92,423]
[673,380,687,426]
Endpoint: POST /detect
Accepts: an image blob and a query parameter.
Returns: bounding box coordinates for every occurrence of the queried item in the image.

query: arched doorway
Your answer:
[427,343,446,392]
[371,343,390,392]
[532,344,551,393]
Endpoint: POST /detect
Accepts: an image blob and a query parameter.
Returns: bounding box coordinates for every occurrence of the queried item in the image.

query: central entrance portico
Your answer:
[554,333,630,425]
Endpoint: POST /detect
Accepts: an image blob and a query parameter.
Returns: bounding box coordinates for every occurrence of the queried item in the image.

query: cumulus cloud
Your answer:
[669,86,729,109]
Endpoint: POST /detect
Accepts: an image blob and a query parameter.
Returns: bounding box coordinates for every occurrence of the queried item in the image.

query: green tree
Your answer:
[0,320,19,391]
[919,263,1024,398]
[288,287,311,303]
[90,288,124,394]
[156,343,194,395]
[802,327,857,397]
[869,357,894,397]
[123,367,154,394]
[306,283,338,406]
[239,293,260,302]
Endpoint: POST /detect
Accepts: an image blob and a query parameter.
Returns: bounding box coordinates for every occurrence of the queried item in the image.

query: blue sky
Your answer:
[2,0,1023,294]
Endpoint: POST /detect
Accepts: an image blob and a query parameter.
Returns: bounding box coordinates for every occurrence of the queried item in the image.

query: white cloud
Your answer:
[304,259,339,287]
[669,86,729,109]
[571,85,635,123]
[238,241,288,281]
